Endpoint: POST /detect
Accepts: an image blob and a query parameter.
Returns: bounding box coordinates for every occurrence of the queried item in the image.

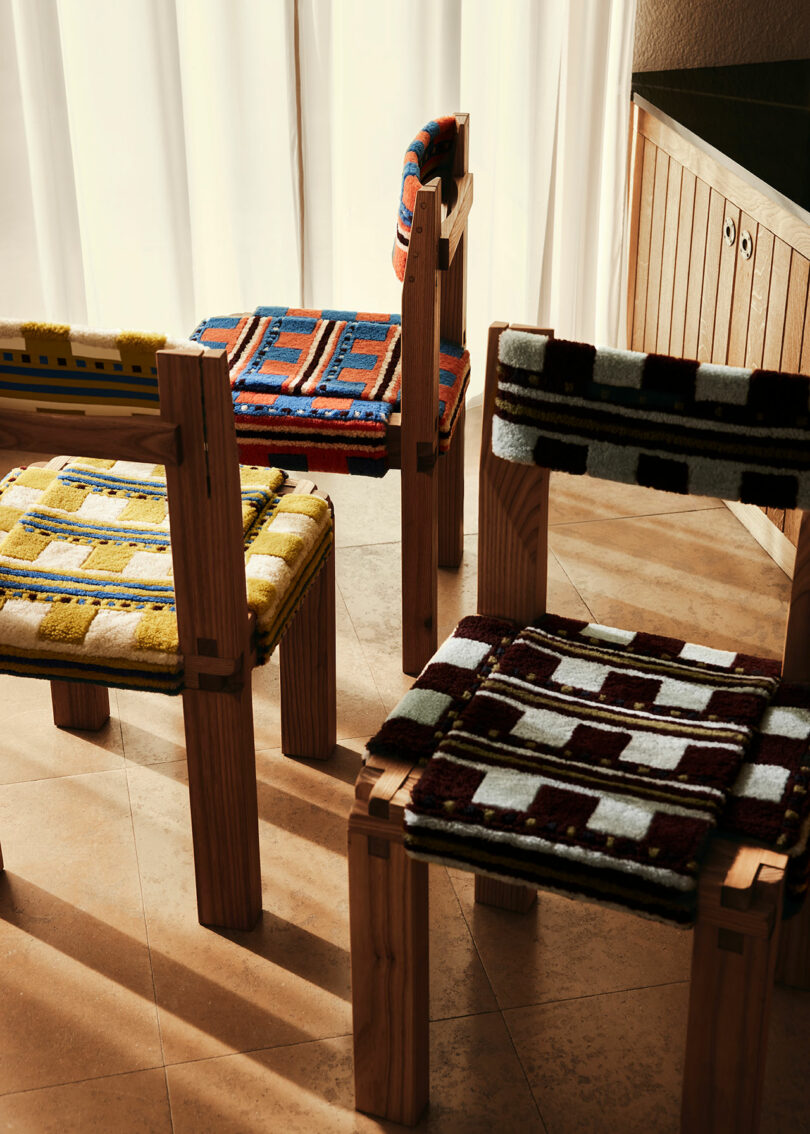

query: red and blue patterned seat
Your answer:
[193,306,468,476]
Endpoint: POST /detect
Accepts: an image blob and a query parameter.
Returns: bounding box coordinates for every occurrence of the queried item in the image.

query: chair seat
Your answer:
[367,612,810,925]
[192,308,470,476]
[0,458,332,693]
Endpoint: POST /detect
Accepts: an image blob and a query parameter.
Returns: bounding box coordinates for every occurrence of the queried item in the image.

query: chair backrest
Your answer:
[0,319,253,690]
[394,116,460,283]
[0,319,193,417]
[478,322,810,683]
[395,114,472,490]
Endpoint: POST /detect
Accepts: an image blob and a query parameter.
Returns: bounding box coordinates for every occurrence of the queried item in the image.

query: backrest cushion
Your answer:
[493,329,810,510]
[0,320,195,417]
[393,116,457,282]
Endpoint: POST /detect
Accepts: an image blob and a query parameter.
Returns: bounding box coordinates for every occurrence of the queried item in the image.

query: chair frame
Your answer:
[348,322,810,1129]
[396,111,472,674]
[0,344,336,932]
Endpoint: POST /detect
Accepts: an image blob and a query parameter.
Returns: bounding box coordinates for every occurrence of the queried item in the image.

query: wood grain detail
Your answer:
[631,138,657,351]
[726,211,757,366]
[669,167,696,357]
[0,407,180,466]
[683,179,711,359]
[50,681,110,730]
[478,324,549,624]
[644,148,670,354]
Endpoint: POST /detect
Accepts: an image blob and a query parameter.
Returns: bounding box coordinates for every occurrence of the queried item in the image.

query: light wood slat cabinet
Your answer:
[628,100,810,553]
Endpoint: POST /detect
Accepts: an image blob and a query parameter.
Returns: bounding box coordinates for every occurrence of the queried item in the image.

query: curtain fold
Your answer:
[0,0,636,388]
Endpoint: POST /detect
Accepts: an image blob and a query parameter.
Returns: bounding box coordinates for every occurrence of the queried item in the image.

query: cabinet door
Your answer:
[628,106,810,548]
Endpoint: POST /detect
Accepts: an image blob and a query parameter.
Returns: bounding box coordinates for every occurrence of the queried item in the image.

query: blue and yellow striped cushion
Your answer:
[0,458,332,692]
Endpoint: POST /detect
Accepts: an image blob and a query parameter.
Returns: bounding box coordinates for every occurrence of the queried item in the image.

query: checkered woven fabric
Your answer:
[493,330,810,509]
[370,613,784,926]
[0,459,332,693]
[192,308,470,476]
[0,319,194,416]
[393,116,458,282]
[723,683,810,903]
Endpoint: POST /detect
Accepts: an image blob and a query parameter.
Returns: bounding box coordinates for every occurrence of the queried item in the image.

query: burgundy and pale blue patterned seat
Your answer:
[192,114,473,674]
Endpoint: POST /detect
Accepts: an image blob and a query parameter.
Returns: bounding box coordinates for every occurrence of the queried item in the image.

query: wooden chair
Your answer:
[0,320,336,932]
[193,113,473,675]
[349,321,810,1129]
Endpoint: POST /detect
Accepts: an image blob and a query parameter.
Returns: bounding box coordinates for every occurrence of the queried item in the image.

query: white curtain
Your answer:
[0,0,636,394]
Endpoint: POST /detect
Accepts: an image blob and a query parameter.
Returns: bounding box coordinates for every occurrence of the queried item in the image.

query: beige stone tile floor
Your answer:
[1,408,809,1133]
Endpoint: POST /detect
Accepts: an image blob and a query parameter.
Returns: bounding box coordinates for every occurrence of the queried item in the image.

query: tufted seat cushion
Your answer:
[365,613,810,925]
[192,308,470,476]
[0,458,332,693]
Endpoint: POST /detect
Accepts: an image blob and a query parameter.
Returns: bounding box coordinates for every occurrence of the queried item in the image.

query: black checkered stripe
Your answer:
[492,331,810,509]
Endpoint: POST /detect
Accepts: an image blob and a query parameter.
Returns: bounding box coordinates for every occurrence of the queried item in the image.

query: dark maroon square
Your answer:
[568,723,631,762]
[706,688,769,725]
[675,743,745,789]
[544,338,597,389]
[498,643,561,683]
[642,354,698,396]
[601,671,661,705]
[529,784,599,828]
[461,693,524,737]
[646,812,708,861]
[637,453,689,495]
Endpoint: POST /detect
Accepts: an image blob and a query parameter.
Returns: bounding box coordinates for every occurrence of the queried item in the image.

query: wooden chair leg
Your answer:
[349,804,429,1125]
[280,545,336,760]
[50,680,110,730]
[478,323,550,624]
[401,457,438,677]
[474,873,537,913]
[181,679,262,931]
[438,401,465,569]
[775,888,810,989]
[681,839,786,1134]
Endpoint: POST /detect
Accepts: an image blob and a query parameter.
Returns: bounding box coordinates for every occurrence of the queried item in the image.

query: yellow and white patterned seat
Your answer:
[0,457,332,692]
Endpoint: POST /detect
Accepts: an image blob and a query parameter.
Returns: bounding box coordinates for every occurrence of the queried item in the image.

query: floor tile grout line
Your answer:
[549,545,597,623]
[162,1065,176,1134]
[500,976,692,1016]
[0,1063,168,1100]
[121,756,171,1078]
[501,1009,551,1133]
[157,1029,358,1072]
[113,688,176,1123]
[444,874,549,1129]
[548,504,726,530]
[333,564,391,714]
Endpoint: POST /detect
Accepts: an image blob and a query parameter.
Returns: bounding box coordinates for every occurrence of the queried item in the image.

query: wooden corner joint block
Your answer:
[351,757,422,854]
[699,840,787,938]
[184,650,247,693]
[416,441,438,472]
